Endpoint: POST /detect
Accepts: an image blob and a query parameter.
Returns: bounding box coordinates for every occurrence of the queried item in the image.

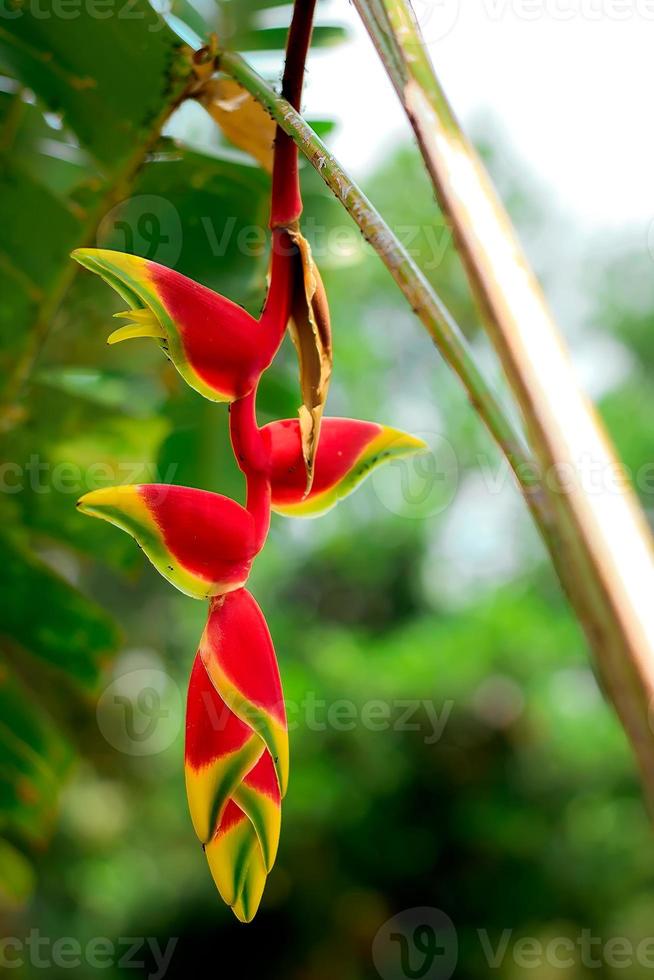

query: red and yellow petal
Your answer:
[72,248,281,403]
[264,417,428,517]
[199,589,288,797]
[77,485,257,598]
[185,654,265,843]
[204,800,268,922]
[232,750,281,872]
[187,592,286,920]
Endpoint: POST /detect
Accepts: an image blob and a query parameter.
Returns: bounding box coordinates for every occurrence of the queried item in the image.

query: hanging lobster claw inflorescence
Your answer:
[72,0,427,922]
[71,227,294,405]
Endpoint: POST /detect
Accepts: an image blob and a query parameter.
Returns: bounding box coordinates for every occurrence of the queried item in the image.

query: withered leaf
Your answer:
[287,229,333,493]
[198,78,276,173]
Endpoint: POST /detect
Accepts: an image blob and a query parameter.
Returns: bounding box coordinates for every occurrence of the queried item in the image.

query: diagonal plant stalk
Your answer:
[218,44,654,806]
[353,0,654,804]
[217,52,534,484]
[216,49,619,714]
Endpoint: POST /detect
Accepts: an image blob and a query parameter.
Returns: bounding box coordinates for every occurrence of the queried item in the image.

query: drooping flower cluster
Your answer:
[72,14,425,924]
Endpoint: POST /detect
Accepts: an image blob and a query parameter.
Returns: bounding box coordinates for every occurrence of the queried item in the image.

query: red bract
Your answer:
[229,397,427,516]
[72,227,294,405]
[199,589,288,797]
[76,484,260,599]
[185,653,263,845]
[264,417,427,517]
[185,589,287,921]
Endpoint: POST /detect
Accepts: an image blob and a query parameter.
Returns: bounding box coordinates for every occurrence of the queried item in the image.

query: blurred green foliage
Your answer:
[1,1,654,978]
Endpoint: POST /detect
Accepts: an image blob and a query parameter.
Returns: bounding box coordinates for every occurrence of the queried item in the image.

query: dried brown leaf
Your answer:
[287,230,333,492]
[198,78,276,172]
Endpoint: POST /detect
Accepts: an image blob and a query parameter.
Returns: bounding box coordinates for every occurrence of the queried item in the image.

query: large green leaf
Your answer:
[0,838,35,907]
[96,139,271,304]
[0,653,74,843]
[0,160,81,381]
[0,2,190,168]
[0,534,118,690]
[0,2,193,405]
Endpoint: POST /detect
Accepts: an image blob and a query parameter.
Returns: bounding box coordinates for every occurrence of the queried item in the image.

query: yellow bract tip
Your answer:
[378,427,429,456]
[113,309,155,322]
[71,247,148,276]
[76,485,142,519]
[107,318,165,345]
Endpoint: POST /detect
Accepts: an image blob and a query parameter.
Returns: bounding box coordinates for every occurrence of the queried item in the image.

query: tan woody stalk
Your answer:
[353,0,654,805]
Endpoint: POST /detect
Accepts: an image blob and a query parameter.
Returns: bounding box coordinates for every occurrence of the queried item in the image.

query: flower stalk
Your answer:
[72,0,427,920]
[271,0,317,227]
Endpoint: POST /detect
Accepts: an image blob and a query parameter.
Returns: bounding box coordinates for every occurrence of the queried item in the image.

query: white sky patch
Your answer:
[309,1,654,238]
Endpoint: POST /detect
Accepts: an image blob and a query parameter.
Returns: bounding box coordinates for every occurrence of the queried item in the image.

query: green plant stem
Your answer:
[217,51,576,579]
[221,51,528,468]
[354,0,654,808]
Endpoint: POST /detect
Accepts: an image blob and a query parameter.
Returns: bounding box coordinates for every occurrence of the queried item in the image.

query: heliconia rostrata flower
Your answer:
[72,227,294,404]
[72,2,426,921]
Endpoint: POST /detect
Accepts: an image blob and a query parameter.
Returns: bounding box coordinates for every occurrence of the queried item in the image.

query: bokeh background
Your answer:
[2,1,654,977]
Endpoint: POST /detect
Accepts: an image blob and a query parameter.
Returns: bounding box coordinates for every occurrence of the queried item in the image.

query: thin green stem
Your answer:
[218,50,564,546]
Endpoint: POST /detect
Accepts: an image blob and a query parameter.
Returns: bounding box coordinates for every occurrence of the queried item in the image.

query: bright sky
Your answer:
[308,1,654,238]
